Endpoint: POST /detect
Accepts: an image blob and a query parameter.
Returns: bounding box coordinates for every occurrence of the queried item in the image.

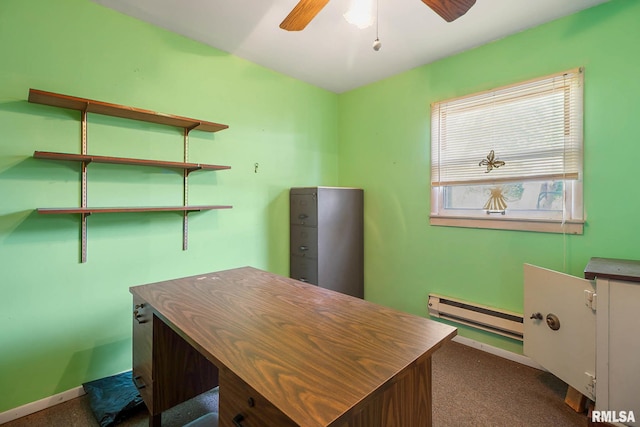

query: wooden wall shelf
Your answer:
[28,88,231,262]
[28,89,228,133]
[37,206,233,215]
[34,151,231,172]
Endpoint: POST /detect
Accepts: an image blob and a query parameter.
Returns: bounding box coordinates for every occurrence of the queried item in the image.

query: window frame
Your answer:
[429,69,585,235]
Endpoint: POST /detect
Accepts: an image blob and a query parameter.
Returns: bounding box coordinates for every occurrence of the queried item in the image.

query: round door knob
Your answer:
[546,313,560,331]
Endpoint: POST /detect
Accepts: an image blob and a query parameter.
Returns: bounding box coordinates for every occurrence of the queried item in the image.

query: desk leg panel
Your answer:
[133,296,219,425]
[149,413,161,427]
[343,356,432,427]
[153,315,220,411]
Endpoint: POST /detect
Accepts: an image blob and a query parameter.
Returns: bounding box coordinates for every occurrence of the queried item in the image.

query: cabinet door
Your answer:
[523,264,596,400]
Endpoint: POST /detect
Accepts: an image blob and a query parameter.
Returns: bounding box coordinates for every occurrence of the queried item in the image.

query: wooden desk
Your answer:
[130,267,456,427]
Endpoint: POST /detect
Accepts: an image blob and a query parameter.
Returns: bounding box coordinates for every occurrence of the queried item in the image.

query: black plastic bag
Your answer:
[82,371,144,427]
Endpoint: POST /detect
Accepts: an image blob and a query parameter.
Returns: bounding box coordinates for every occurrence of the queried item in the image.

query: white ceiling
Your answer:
[90,0,609,93]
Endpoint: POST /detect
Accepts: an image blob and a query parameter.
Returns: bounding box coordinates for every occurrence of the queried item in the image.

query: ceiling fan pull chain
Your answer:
[373,0,381,51]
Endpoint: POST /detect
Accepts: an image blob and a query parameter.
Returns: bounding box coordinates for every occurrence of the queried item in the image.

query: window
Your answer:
[430,68,584,234]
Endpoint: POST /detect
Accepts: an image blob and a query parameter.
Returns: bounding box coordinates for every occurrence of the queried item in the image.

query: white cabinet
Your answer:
[524,258,640,426]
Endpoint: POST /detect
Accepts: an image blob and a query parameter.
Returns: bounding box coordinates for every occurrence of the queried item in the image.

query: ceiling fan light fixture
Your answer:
[343,0,375,29]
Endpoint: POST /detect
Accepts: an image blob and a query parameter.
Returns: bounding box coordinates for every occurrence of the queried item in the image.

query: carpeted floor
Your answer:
[3,340,588,426]
[431,341,587,427]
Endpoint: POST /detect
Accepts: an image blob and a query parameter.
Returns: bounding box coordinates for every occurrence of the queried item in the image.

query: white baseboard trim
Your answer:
[452,335,546,371]
[0,386,86,425]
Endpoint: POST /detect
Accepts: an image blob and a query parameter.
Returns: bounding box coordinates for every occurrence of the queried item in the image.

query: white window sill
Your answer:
[430,216,584,234]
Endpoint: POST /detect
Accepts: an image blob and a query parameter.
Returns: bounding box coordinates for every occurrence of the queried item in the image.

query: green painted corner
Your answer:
[338,0,640,348]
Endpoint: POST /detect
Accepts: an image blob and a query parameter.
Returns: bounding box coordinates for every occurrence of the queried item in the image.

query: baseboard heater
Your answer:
[427,293,524,341]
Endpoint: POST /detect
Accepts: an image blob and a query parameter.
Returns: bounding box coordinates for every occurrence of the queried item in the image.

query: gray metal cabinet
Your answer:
[289,187,363,298]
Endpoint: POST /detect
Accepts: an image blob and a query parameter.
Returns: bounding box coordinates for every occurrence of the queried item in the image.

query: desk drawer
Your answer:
[219,369,297,427]
[132,296,155,412]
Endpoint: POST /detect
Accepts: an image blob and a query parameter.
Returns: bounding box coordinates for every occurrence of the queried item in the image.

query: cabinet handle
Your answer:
[133,309,146,324]
[298,214,308,219]
[133,375,146,389]
[299,246,308,251]
[133,303,148,323]
[232,414,245,427]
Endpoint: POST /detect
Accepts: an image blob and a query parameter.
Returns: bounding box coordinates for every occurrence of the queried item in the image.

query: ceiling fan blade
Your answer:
[280,0,330,31]
[421,0,476,22]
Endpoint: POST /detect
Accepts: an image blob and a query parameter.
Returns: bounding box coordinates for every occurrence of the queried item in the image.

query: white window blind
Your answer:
[431,68,583,187]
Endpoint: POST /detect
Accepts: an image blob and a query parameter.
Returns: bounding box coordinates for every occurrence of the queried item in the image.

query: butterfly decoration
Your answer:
[479,150,505,173]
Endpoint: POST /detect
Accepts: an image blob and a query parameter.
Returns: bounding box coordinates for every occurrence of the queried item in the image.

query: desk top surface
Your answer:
[130,267,456,427]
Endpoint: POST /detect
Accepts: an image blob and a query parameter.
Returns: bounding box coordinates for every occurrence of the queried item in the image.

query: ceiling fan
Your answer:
[280,0,477,31]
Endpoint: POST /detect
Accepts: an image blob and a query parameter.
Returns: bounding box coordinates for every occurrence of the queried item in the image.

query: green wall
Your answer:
[2,0,639,415]
[339,0,640,353]
[0,0,338,412]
